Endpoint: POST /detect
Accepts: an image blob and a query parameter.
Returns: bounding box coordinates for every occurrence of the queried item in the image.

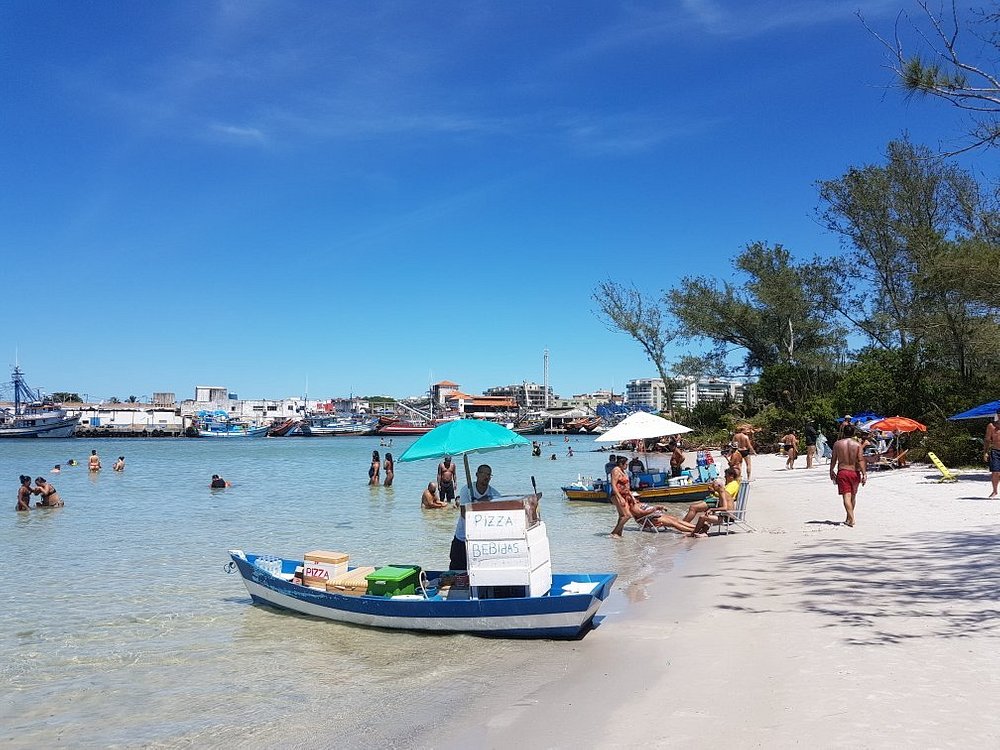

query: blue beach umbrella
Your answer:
[948,399,1000,421]
[399,419,531,495]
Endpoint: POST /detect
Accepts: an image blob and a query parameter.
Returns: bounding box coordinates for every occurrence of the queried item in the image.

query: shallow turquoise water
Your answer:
[0,436,686,746]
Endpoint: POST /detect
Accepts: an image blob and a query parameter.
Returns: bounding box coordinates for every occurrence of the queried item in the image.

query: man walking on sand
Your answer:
[733,426,756,480]
[830,422,866,527]
[986,413,1000,498]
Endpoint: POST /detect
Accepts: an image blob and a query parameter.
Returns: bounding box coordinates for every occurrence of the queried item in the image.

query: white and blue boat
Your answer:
[195,410,269,438]
[227,550,617,639]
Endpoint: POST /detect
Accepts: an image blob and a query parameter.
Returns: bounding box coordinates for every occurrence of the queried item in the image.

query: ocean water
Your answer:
[0,436,690,747]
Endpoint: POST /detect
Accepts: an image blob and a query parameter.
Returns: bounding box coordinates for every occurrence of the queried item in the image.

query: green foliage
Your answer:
[667,242,844,372]
[51,392,82,403]
[365,396,397,404]
[923,416,984,467]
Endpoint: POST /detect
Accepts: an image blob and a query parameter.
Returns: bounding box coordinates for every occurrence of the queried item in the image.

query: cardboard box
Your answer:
[303,550,349,588]
[326,566,376,596]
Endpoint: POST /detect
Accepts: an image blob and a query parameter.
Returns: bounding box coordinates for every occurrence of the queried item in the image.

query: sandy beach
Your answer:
[413,453,1000,749]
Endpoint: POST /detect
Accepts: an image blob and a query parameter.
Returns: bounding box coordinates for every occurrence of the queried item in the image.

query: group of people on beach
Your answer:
[14,449,127,511]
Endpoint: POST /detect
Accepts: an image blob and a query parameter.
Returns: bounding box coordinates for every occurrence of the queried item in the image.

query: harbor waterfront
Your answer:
[1,435,675,747]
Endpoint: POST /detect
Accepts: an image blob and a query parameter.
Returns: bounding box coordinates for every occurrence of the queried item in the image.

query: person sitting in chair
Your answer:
[683,468,739,524]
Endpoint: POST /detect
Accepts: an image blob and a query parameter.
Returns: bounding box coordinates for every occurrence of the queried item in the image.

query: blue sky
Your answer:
[0,1,986,402]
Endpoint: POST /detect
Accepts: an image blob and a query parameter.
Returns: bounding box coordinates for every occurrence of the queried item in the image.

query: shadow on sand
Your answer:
[699,530,1000,646]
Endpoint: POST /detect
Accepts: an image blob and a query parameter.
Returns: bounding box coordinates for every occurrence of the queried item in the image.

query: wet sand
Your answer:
[411,454,1000,749]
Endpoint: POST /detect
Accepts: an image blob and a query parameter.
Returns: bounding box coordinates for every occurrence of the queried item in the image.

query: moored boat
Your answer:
[194,411,269,438]
[299,415,378,436]
[561,472,715,504]
[227,550,616,639]
[377,417,452,436]
[0,366,80,438]
[513,418,546,435]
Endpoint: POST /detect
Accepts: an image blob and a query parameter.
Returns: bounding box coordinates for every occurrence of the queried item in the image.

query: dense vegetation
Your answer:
[595,1,1000,471]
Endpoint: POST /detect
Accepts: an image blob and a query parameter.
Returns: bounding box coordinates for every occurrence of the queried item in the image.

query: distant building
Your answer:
[484,382,555,409]
[152,392,176,407]
[194,386,229,403]
[626,377,744,411]
[430,380,460,406]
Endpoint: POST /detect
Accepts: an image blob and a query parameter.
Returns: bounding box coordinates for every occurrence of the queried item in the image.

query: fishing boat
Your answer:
[376,417,453,436]
[299,415,379,436]
[194,411,269,438]
[267,418,302,437]
[561,471,715,503]
[226,550,616,639]
[513,418,546,435]
[0,366,80,438]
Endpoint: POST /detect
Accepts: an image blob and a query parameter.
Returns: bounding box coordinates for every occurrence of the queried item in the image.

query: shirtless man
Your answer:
[830,422,866,527]
[669,440,685,477]
[986,414,1000,498]
[437,455,458,506]
[733,427,756,480]
[88,449,101,472]
[421,482,447,509]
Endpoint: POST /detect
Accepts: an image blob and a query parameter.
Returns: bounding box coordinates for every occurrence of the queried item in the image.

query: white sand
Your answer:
[418,454,1000,749]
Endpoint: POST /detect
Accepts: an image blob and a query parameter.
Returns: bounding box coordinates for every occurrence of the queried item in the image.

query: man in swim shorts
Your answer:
[986,413,1000,498]
[437,455,458,506]
[830,422,866,527]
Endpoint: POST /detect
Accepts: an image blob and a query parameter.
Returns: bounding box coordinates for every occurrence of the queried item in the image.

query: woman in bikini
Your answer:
[34,477,63,507]
[383,453,394,487]
[609,455,634,538]
[368,450,381,486]
[16,475,34,511]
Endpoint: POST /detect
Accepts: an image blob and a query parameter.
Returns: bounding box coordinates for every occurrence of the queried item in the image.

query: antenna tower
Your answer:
[543,348,550,409]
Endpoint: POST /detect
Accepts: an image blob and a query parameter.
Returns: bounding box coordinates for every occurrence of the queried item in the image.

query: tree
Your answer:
[666,242,844,374]
[51,392,82,403]
[816,139,1000,383]
[592,281,679,403]
[865,2,1000,153]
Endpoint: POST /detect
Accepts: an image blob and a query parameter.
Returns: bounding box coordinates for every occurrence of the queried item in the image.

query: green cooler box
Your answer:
[365,565,421,597]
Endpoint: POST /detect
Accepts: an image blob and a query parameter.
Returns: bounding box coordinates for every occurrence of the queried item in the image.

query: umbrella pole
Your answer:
[463,453,474,500]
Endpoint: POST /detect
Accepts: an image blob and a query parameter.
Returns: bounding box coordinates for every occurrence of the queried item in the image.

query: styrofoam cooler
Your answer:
[467,520,551,596]
[302,550,349,589]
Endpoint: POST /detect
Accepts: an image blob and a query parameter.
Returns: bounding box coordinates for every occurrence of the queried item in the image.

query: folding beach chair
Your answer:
[713,479,754,535]
[926,452,958,483]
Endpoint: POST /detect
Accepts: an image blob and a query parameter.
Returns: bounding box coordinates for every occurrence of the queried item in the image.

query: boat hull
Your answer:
[197,425,270,438]
[562,481,714,503]
[0,415,79,438]
[229,551,616,639]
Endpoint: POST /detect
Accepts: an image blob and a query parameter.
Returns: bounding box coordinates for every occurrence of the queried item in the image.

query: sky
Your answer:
[1,1,990,402]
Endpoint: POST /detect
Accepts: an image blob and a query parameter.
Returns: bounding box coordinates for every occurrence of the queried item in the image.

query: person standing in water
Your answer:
[16,475,33,511]
[383,453,394,487]
[34,477,63,507]
[113,456,125,472]
[88,449,102,472]
[368,450,381,486]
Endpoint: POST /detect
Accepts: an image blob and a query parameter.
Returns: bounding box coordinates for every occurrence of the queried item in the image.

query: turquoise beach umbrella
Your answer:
[398,419,531,495]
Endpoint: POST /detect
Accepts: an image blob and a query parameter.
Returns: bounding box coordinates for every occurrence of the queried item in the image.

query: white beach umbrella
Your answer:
[595,411,692,443]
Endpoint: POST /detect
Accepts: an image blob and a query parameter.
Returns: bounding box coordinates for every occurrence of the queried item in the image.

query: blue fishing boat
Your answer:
[195,410,269,438]
[226,550,616,639]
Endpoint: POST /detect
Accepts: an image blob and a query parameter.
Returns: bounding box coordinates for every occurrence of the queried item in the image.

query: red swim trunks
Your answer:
[836,469,860,495]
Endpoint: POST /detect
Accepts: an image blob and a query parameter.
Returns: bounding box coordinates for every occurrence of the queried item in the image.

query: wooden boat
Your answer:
[561,472,714,504]
[267,418,302,437]
[0,367,80,438]
[513,419,546,435]
[377,417,453,436]
[299,416,378,436]
[227,550,617,639]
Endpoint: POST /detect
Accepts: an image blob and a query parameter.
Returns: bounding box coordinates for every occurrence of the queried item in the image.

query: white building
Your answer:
[484,382,556,409]
[626,377,744,411]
